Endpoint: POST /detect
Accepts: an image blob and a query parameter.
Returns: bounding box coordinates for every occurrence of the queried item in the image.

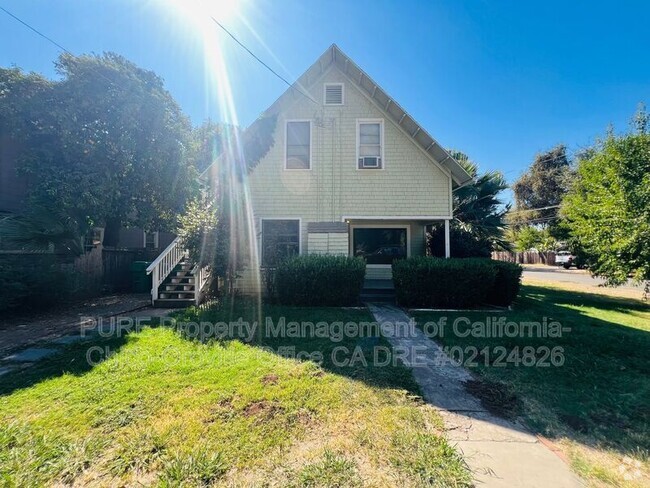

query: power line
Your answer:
[209,16,318,105]
[0,5,131,93]
[508,205,561,215]
[0,5,318,106]
[0,5,72,54]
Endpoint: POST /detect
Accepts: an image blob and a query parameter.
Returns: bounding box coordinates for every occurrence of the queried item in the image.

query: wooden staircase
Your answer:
[146,237,210,308]
[153,258,197,308]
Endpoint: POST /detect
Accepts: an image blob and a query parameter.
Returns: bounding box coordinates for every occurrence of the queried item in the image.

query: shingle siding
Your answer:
[248,67,451,226]
[235,65,450,294]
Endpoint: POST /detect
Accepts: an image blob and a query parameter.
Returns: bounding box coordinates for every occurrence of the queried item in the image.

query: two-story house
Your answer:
[150,44,473,303]
[223,44,473,295]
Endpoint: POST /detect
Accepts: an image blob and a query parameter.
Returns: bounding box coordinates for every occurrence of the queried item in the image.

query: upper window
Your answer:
[324,83,344,105]
[262,219,300,267]
[285,120,311,170]
[357,120,383,169]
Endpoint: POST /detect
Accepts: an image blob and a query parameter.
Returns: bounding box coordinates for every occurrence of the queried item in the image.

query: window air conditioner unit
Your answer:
[359,156,381,168]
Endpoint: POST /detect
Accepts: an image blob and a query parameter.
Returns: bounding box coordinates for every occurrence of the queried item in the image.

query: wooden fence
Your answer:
[491,251,556,266]
[102,247,152,292]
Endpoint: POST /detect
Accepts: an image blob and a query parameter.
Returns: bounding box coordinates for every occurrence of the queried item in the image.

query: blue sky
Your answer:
[1,0,649,188]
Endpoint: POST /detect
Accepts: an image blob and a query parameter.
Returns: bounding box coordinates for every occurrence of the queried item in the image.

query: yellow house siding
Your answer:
[234,65,449,294]
[247,66,452,229]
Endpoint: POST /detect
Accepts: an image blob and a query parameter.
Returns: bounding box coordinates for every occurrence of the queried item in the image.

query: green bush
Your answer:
[392,257,522,308]
[487,261,523,306]
[274,255,366,306]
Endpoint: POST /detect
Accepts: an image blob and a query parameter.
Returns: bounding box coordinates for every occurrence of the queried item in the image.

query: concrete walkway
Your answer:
[0,293,152,356]
[367,303,583,488]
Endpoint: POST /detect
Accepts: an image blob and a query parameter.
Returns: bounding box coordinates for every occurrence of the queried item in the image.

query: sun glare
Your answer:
[171,0,242,25]
[164,0,262,312]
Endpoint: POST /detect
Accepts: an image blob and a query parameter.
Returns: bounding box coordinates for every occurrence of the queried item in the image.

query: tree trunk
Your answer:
[103,217,121,248]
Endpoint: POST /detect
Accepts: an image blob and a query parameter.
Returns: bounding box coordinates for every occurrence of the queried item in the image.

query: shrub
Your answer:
[274,255,366,306]
[487,261,523,306]
[392,257,521,308]
[0,254,77,312]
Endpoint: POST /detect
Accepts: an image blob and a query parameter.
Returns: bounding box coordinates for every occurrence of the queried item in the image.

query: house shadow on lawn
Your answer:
[413,284,650,459]
[2,286,648,467]
[0,301,419,399]
[0,333,133,397]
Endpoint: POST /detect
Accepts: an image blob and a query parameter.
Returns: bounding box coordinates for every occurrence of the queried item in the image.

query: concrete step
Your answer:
[363,279,394,290]
[153,298,195,308]
[360,288,396,303]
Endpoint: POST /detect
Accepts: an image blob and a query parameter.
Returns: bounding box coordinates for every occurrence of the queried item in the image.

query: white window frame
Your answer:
[144,231,159,249]
[260,217,302,267]
[284,119,312,171]
[323,82,344,106]
[356,118,384,170]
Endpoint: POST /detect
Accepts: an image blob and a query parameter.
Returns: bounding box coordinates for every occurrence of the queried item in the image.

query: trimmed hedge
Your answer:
[487,261,524,306]
[392,257,522,308]
[275,255,366,306]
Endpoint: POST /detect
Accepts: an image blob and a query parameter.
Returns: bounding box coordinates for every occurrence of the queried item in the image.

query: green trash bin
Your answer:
[131,261,152,293]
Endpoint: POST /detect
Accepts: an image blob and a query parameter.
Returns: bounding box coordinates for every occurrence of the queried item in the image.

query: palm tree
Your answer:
[0,205,84,255]
[450,151,511,251]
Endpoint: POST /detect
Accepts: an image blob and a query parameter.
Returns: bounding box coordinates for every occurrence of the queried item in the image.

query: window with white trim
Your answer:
[285,121,311,169]
[324,83,344,105]
[261,220,300,266]
[145,231,158,250]
[357,120,383,169]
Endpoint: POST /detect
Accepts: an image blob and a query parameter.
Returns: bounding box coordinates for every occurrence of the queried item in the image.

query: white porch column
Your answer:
[444,219,451,258]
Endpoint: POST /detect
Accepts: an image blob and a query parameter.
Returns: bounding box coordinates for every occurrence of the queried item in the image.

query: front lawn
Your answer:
[412,284,650,487]
[0,301,471,487]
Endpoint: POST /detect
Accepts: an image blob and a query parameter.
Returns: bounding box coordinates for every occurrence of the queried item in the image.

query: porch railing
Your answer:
[192,263,211,305]
[145,237,185,303]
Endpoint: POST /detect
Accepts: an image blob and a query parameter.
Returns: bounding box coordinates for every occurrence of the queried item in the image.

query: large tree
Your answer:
[512,145,573,233]
[562,107,650,287]
[1,53,197,247]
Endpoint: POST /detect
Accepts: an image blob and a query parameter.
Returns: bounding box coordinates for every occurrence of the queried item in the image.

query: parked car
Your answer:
[555,250,576,269]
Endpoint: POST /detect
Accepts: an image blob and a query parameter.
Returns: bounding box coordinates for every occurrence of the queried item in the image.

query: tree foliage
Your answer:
[1,53,197,247]
[178,115,278,289]
[428,151,510,256]
[512,145,573,231]
[510,226,556,252]
[562,107,650,286]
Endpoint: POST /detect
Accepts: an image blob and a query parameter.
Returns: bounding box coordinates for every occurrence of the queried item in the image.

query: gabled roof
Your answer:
[263,44,473,186]
[203,44,473,186]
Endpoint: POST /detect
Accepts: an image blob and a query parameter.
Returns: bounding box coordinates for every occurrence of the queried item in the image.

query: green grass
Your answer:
[0,300,471,487]
[413,283,650,487]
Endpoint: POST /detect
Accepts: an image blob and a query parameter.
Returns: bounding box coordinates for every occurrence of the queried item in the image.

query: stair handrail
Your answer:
[146,237,185,303]
[191,263,211,305]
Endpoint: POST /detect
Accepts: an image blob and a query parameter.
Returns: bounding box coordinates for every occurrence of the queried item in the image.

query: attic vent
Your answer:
[324,83,344,105]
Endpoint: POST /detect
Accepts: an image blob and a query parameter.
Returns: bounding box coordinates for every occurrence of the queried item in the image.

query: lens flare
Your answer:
[164,0,263,315]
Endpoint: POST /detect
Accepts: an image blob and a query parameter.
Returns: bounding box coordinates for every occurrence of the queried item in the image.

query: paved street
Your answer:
[522,265,644,291]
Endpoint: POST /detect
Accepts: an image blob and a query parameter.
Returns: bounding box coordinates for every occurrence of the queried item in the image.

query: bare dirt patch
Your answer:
[243,401,284,420]
[261,374,279,385]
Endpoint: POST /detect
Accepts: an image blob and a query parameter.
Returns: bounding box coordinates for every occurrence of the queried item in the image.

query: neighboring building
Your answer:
[205,44,473,294]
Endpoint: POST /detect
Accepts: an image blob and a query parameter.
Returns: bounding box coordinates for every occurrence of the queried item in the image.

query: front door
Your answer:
[351,226,408,280]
